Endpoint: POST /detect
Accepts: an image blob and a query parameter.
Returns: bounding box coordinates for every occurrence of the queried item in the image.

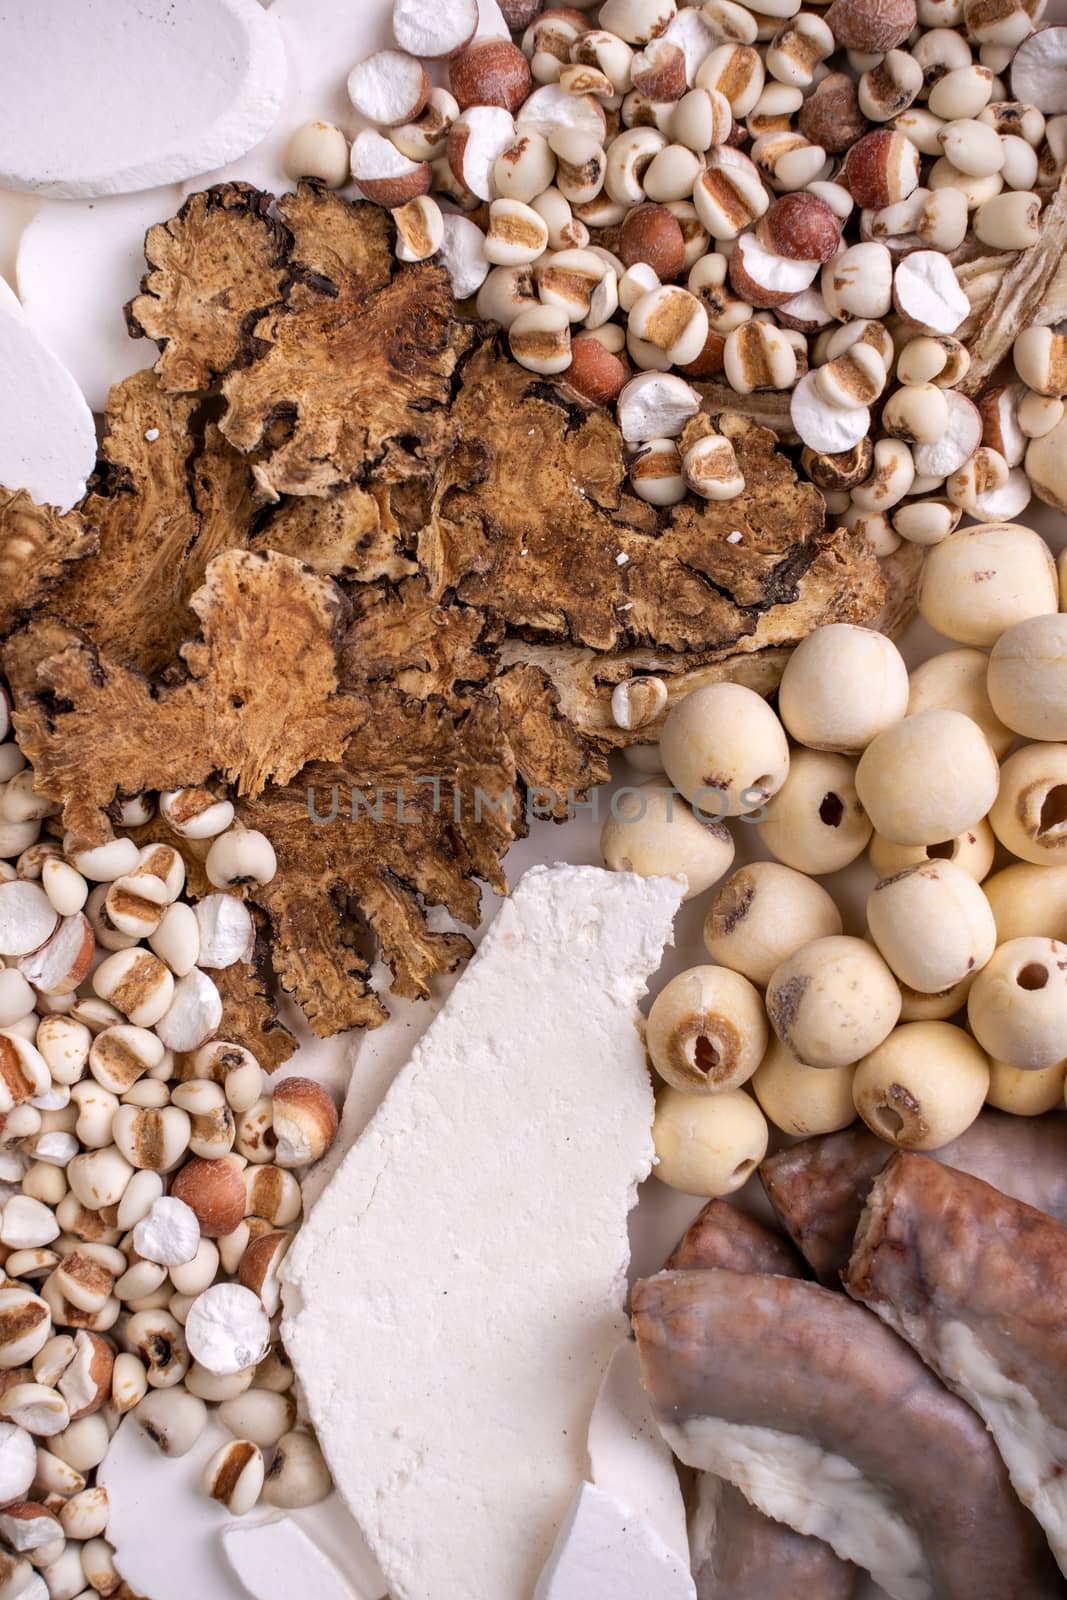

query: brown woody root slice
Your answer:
[960,168,1067,396]
[666,1202,858,1600]
[847,1153,1067,1576]
[423,349,830,655]
[239,689,517,1036]
[492,663,610,823]
[760,1111,1067,1284]
[339,576,496,705]
[5,549,361,844]
[126,183,291,394]
[498,637,792,750]
[869,540,923,642]
[251,480,418,583]
[220,188,469,498]
[51,376,260,677]
[494,524,886,752]
[0,487,98,636]
[632,1270,1061,1600]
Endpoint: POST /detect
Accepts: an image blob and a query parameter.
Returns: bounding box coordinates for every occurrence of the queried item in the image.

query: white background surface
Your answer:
[0,0,1065,1593]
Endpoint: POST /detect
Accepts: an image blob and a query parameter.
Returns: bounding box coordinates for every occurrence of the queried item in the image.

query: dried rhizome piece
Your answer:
[127,183,291,394]
[423,351,853,654]
[0,487,97,635]
[129,184,472,499]
[2,182,890,1039]
[49,375,260,677]
[5,548,360,844]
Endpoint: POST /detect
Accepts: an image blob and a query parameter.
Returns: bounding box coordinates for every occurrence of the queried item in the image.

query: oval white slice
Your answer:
[912,390,983,479]
[0,0,287,199]
[790,371,870,455]
[0,306,96,511]
[1011,26,1067,115]
[17,190,175,414]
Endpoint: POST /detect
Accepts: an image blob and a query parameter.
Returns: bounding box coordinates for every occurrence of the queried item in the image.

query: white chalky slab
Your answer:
[282,865,683,1600]
[0,304,96,509]
[100,1415,387,1600]
[0,0,288,199]
[16,188,176,413]
[534,1482,696,1600]
[588,1341,691,1563]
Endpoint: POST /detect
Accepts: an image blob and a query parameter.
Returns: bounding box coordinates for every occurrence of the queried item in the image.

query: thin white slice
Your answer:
[185,0,510,196]
[0,0,287,199]
[974,466,1032,522]
[1011,26,1067,114]
[534,1482,696,1600]
[588,1342,690,1563]
[911,391,982,479]
[518,84,608,142]
[0,305,96,511]
[893,250,970,335]
[665,9,720,83]
[99,1414,387,1600]
[16,189,175,414]
[283,864,684,1600]
[790,371,870,455]
[222,1518,354,1600]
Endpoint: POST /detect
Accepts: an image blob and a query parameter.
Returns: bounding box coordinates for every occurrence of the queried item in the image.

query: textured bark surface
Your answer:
[0,487,97,636]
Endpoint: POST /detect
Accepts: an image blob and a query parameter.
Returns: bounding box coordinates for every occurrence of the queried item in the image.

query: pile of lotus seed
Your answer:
[0,697,340,1600]
[600,519,1067,1197]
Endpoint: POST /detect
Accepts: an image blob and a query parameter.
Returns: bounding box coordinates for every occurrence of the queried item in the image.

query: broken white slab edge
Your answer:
[0,275,21,318]
[300,966,458,1213]
[534,1482,697,1600]
[588,1340,691,1563]
[282,863,684,1600]
[222,1516,355,1600]
[0,307,97,511]
[99,1413,387,1600]
[0,0,287,199]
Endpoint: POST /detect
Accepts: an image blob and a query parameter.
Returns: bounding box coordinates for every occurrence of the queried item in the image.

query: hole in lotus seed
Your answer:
[1018,963,1049,991]
[695,1036,720,1077]
[1039,785,1067,836]
[819,791,844,828]
[752,774,773,794]
[926,840,955,860]
[875,1103,905,1137]
[732,1158,755,1181]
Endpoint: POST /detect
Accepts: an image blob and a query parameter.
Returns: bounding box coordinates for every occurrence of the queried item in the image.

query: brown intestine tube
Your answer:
[760,1111,1067,1283]
[633,1268,1061,1600]
[847,1151,1067,1579]
[666,1200,857,1600]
